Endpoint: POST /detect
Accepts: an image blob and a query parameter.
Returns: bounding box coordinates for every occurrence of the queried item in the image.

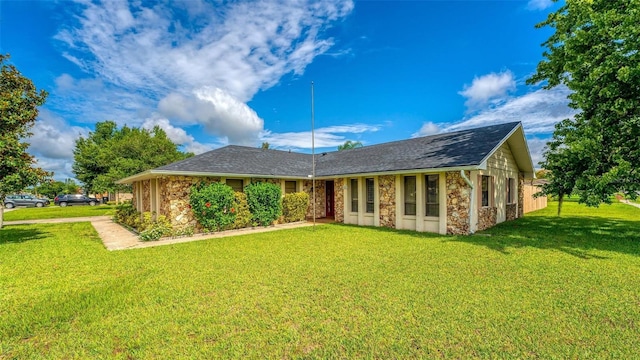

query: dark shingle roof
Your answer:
[156,146,313,177]
[316,121,520,176]
[152,122,520,178]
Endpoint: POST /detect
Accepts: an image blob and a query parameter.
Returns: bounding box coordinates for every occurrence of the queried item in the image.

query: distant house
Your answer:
[117,122,535,235]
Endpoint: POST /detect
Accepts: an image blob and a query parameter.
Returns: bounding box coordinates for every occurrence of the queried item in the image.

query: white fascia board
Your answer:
[118,165,485,184]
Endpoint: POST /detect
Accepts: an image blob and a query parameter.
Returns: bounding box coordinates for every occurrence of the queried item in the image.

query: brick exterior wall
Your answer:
[378,175,396,228]
[446,171,471,235]
[334,178,344,223]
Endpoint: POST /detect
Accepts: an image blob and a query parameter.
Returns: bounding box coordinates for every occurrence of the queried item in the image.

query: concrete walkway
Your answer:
[620,199,640,209]
[4,216,317,251]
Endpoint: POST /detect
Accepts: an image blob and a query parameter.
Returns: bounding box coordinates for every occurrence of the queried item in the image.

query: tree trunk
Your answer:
[0,203,4,229]
[557,193,564,216]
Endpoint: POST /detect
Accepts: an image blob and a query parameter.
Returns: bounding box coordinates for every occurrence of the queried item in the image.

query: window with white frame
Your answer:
[365,178,374,213]
[425,174,439,217]
[404,176,416,215]
[350,178,358,212]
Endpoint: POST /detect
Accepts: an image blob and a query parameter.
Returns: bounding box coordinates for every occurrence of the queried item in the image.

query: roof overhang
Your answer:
[116,170,310,184]
[117,165,490,184]
[478,123,535,179]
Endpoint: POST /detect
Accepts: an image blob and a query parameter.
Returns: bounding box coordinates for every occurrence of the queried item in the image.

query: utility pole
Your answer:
[311,81,316,229]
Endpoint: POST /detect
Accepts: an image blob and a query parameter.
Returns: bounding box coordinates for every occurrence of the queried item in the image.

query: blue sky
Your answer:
[1,0,574,180]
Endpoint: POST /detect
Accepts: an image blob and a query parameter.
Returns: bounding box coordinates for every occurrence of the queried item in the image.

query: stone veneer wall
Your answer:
[303,179,326,219]
[132,185,138,209]
[157,176,220,231]
[378,175,396,228]
[446,171,471,235]
[506,204,518,221]
[142,180,151,212]
[477,207,497,231]
[518,174,524,218]
[334,178,344,223]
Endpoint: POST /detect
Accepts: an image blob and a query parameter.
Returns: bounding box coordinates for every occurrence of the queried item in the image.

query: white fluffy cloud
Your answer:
[451,71,575,169]
[54,0,354,144]
[260,124,380,149]
[158,87,264,145]
[526,0,554,11]
[411,122,440,138]
[448,85,576,135]
[141,117,218,155]
[525,137,549,168]
[28,110,90,180]
[459,71,516,110]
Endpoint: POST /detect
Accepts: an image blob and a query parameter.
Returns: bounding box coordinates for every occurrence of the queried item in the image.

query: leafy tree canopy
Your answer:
[337,140,363,151]
[0,54,49,228]
[528,0,640,211]
[73,121,193,194]
[34,179,79,199]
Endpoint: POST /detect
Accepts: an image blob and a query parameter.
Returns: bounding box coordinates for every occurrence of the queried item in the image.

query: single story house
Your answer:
[117,121,535,235]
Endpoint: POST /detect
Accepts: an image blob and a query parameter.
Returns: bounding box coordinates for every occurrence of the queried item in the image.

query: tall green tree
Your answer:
[36,179,79,197]
[34,180,66,199]
[0,54,49,229]
[73,121,193,194]
[528,0,640,211]
[337,140,363,151]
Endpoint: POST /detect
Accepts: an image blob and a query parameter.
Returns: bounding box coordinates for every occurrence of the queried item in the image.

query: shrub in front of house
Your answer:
[114,202,173,240]
[189,182,237,232]
[229,192,252,230]
[245,182,282,226]
[114,201,140,229]
[282,192,309,223]
[138,212,173,241]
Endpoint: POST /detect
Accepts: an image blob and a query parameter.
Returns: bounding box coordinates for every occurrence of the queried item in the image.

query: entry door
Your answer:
[326,181,335,218]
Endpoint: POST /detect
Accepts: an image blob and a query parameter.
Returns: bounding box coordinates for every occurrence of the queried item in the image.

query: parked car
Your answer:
[4,194,50,208]
[54,194,99,207]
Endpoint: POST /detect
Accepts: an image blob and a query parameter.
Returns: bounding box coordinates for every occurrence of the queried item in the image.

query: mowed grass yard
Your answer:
[1,202,639,358]
[3,204,116,221]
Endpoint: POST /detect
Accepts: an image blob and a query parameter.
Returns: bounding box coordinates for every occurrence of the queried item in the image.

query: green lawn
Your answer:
[1,202,639,358]
[3,204,115,221]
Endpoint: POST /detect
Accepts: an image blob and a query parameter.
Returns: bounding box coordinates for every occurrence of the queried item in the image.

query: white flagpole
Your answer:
[311,81,316,229]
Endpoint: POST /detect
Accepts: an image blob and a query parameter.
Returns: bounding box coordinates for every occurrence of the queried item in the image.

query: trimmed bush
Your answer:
[230,192,252,230]
[245,182,282,226]
[172,225,194,237]
[189,182,237,232]
[138,212,173,241]
[282,192,309,223]
[114,201,140,229]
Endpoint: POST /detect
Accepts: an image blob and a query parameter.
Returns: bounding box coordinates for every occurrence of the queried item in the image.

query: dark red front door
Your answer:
[326,180,335,218]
